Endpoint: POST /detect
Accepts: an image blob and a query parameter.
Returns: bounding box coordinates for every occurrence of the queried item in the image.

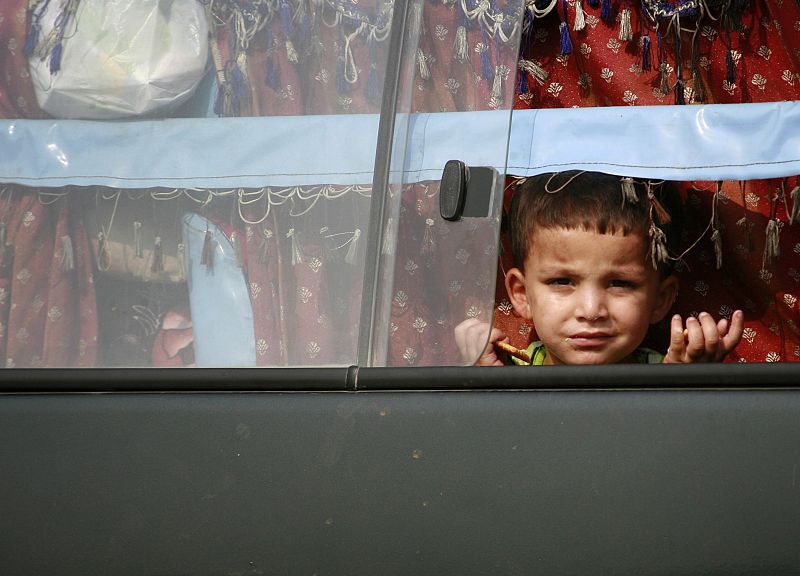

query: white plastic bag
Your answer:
[28,0,209,119]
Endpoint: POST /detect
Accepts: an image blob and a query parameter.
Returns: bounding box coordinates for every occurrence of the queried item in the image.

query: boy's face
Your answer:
[505,227,678,365]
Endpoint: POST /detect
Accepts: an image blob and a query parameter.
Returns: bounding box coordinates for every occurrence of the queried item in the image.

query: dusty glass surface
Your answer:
[0,0,522,368]
[365,0,524,366]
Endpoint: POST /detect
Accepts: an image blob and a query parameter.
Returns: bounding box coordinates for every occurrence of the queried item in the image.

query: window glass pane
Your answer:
[366,0,524,366]
[0,0,394,367]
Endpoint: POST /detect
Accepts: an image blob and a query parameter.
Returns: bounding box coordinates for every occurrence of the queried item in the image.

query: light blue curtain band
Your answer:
[1,101,798,188]
[506,100,800,181]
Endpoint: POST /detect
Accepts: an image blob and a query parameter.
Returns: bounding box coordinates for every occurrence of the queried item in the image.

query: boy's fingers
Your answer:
[456,320,510,365]
[684,315,707,360]
[453,318,476,359]
[454,318,489,364]
[665,314,686,362]
[488,328,508,348]
[719,310,745,359]
[664,310,745,364]
[469,323,492,363]
[717,316,730,338]
[698,312,721,358]
[476,328,508,366]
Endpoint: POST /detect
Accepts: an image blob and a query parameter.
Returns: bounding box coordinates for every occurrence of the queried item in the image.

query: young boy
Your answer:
[455,171,744,366]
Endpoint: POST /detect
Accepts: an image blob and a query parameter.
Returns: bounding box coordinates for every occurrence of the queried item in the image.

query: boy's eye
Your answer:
[547,278,572,286]
[608,279,634,288]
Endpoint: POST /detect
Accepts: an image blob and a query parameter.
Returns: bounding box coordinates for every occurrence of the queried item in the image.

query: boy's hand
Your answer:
[662,310,744,364]
[454,318,508,366]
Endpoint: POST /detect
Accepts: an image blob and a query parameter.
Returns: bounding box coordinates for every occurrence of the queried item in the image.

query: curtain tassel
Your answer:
[710,229,723,269]
[258,229,273,263]
[649,224,669,270]
[97,230,110,272]
[573,0,586,31]
[761,219,780,268]
[726,49,736,84]
[659,62,671,96]
[417,48,431,80]
[60,234,74,273]
[618,9,633,41]
[453,25,469,62]
[177,243,186,280]
[621,178,639,204]
[691,67,706,102]
[559,22,573,55]
[675,78,686,105]
[421,218,436,256]
[641,35,652,71]
[201,229,216,271]
[789,185,799,225]
[151,236,164,274]
[519,58,548,85]
[489,65,504,108]
[600,0,612,22]
[287,228,303,266]
[345,228,361,265]
[230,231,244,268]
[381,217,396,256]
[281,2,299,63]
[133,221,143,258]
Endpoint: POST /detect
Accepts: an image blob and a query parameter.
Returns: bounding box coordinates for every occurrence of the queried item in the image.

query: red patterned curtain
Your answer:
[1,0,797,365]
[483,0,800,362]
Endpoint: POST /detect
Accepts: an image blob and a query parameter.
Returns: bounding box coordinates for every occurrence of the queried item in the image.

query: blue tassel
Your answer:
[48,0,75,74]
[587,0,599,8]
[213,85,224,116]
[24,0,53,58]
[480,49,494,80]
[517,69,529,95]
[641,35,651,70]
[231,64,246,97]
[280,1,293,35]
[559,22,572,55]
[23,24,38,57]
[298,2,311,49]
[50,41,63,73]
[520,6,534,52]
[559,0,572,55]
[230,63,247,115]
[480,29,493,80]
[460,0,474,30]
[600,0,612,22]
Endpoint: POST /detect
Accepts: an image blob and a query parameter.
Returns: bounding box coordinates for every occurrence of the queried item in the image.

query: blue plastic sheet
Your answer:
[2,102,798,188]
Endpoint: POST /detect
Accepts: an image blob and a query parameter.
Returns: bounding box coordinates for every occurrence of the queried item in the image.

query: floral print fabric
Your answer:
[0,0,798,366]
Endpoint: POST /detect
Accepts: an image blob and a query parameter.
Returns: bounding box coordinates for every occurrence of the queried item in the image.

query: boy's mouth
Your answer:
[567,332,612,347]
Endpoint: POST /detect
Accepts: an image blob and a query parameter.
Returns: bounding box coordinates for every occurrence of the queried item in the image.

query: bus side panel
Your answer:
[1,390,798,575]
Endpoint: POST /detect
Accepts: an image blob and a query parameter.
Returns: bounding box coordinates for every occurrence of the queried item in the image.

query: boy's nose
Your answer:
[576,287,607,321]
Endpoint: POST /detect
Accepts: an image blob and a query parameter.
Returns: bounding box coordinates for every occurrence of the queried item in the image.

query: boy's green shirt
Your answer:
[510,341,664,365]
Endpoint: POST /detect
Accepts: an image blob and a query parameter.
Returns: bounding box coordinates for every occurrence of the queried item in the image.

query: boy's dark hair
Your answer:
[508,171,682,273]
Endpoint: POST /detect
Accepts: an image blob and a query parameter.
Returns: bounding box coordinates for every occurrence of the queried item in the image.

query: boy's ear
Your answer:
[505,267,533,320]
[650,274,679,324]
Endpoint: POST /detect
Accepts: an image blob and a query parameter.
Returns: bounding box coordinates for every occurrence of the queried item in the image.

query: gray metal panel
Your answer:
[1,389,799,575]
